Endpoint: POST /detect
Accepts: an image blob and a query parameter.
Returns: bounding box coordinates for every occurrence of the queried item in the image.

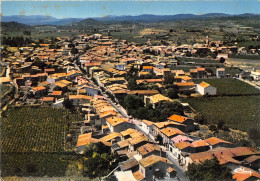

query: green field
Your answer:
[1,106,84,177]
[183,96,260,132]
[193,78,260,95]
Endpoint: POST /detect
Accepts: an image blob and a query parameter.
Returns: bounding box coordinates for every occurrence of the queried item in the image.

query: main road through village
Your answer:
[74,60,190,181]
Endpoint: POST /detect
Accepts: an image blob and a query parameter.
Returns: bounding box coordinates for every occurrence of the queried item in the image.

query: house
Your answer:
[52,82,68,92]
[170,142,195,162]
[160,127,184,145]
[42,96,55,105]
[127,90,159,98]
[233,167,260,181]
[171,135,194,144]
[76,133,99,153]
[51,91,63,99]
[68,95,92,106]
[251,70,260,80]
[115,63,126,71]
[115,170,138,181]
[79,86,99,96]
[197,81,217,95]
[175,76,192,83]
[216,68,226,78]
[142,66,153,72]
[142,120,154,135]
[153,121,187,137]
[138,155,174,181]
[119,158,139,173]
[187,147,260,172]
[31,86,47,97]
[144,94,171,109]
[168,114,195,132]
[0,77,11,84]
[111,139,130,153]
[192,140,210,153]
[100,132,122,144]
[205,137,233,149]
[243,155,260,171]
[166,167,177,179]
[120,128,139,140]
[217,53,228,60]
[106,116,134,133]
[156,63,166,69]
[99,110,117,125]
[128,133,151,152]
[175,82,196,92]
[136,143,162,160]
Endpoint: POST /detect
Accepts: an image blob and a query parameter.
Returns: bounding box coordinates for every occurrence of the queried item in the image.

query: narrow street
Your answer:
[75,60,189,181]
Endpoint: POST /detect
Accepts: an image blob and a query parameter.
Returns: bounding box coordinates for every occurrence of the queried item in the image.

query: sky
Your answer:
[2,0,260,19]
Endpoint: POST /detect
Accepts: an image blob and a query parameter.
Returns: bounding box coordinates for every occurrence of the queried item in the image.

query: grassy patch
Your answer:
[193,78,260,95]
[182,96,260,132]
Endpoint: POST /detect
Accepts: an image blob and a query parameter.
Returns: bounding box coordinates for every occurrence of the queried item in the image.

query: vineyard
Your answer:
[183,96,260,132]
[1,107,83,153]
[193,78,260,95]
[1,106,84,177]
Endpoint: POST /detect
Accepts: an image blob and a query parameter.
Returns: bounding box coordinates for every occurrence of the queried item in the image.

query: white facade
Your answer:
[197,84,217,95]
[251,71,260,80]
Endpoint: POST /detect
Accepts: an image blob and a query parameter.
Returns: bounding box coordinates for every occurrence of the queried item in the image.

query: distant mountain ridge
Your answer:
[1,15,84,26]
[2,13,259,26]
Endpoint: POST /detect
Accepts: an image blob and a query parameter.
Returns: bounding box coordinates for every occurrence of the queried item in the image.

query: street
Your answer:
[75,60,189,181]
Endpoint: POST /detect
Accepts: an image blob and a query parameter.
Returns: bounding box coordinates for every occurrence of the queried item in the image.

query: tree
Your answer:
[83,143,115,180]
[186,157,232,181]
[71,47,78,55]
[217,120,225,130]
[63,98,73,109]
[219,57,225,63]
[163,74,175,85]
[167,88,178,99]
[169,29,174,33]
[124,95,144,113]
[127,78,137,90]
[194,112,207,125]
[157,101,184,121]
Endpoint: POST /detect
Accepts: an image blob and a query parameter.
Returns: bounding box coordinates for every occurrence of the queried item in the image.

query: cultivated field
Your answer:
[183,96,260,132]
[1,106,82,153]
[1,106,84,177]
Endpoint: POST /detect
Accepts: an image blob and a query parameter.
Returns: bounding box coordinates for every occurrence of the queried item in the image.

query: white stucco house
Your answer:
[197,81,217,95]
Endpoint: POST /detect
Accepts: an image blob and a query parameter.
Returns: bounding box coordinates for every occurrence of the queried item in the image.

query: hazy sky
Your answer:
[2,0,260,19]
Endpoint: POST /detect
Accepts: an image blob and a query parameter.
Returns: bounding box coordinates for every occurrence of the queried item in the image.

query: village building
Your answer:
[197,81,217,95]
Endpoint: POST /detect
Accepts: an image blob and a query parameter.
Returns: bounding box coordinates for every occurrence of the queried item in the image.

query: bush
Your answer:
[217,120,225,130]
[209,124,217,132]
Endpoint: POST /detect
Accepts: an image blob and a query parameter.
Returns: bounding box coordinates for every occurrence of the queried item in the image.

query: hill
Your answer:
[2,13,259,26]
[1,21,32,29]
[72,18,103,26]
[2,15,83,26]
